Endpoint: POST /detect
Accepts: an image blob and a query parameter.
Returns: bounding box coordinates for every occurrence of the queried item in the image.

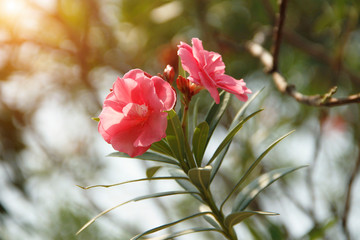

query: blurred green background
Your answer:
[0,0,359,239]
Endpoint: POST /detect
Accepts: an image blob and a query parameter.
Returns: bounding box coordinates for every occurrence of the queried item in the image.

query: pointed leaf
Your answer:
[108,151,179,166]
[77,191,200,235]
[208,109,263,166]
[232,166,306,213]
[77,176,189,190]
[220,131,295,211]
[130,212,212,240]
[225,211,278,228]
[91,117,100,122]
[169,168,203,202]
[150,139,174,157]
[145,227,225,240]
[178,56,187,78]
[210,90,263,183]
[229,88,263,129]
[188,166,212,192]
[199,204,222,230]
[146,166,162,178]
[166,110,185,163]
[205,91,231,145]
[192,122,209,166]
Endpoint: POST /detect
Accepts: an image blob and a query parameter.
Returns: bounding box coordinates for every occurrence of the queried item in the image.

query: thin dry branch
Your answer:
[342,144,360,240]
[245,40,360,107]
[271,0,288,72]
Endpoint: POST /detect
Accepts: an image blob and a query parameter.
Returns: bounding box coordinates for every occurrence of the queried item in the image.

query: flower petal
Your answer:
[134,112,168,147]
[152,76,176,111]
[216,75,252,102]
[110,128,149,157]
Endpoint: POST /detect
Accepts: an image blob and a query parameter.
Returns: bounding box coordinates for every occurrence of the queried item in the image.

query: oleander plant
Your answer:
[77,38,304,240]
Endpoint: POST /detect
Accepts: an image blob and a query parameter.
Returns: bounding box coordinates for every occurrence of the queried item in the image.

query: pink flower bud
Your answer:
[163,65,175,84]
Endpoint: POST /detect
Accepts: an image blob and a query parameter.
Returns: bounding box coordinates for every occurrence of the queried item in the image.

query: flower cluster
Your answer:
[80,38,301,240]
[98,38,251,157]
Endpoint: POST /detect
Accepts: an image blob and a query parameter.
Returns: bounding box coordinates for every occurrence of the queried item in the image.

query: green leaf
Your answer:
[188,166,212,192]
[178,56,187,78]
[210,90,263,183]
[169,168,203,202]
[232,166,306,213]
[205,91,231,145]
[207,109,263,166]
[220,131,295,211]
[146,166,162,178]
[151,227,226,240]
[166,110,185,163]
[150,139,174,157]
[77,176,189,190]
[77,191,200,235]
[192,122,209,166]
[199,205,222,230]
[225,211,278,228]
[91,117,100,122]
[108,151,179,166]
[192,97,200,131]
[229,88,263,129]
[130,212,213,240]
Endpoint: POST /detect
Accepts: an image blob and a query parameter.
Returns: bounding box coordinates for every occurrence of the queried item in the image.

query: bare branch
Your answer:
[342,144,360,240]
[271,0,288,72]
[245,41,360,107]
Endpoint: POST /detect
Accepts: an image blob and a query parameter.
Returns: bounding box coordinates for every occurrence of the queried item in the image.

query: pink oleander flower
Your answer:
[177,38,252,104]
[98,69,176,157]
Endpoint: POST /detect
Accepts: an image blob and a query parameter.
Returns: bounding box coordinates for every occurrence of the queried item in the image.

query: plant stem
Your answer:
[181,99,198,169]
[202,189,238,240]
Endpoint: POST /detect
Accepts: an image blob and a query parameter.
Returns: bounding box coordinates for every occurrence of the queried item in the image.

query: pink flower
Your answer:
[98,69,176,157]
[177,38,252,104]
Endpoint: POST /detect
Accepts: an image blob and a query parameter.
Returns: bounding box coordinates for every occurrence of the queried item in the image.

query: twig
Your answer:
[342,144,360,240]
[271,0,288,72]
[245,41,360,107]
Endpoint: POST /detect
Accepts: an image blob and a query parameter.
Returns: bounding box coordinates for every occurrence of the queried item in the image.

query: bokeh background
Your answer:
[0,0,359,239]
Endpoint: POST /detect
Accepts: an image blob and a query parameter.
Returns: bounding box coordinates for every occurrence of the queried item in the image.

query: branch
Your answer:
[271,0,288,72]
[342,144,360,240]
[245,40,360,107]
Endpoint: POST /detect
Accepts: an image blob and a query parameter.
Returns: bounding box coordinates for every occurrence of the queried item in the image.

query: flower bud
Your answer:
[163,65,175,84]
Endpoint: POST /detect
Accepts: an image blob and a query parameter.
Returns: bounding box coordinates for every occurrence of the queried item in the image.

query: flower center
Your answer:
[122,103,149,120]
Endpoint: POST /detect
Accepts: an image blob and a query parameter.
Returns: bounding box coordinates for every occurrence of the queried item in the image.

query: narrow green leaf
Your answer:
[205,91,231,145]
[77,191,200,235]
[91,117,100,122]
[199,205,222,230]
[229,88,263,129]
[192,122,209,166]
[150,139,174,157]
[207,109,263,166]
[188,166,212,192]
[146,166,162,178]
[220,131,295,211]
[166,110,185,163]
[143,227,226,240]
[169,168,203,202]
[77,176,189,190]
[232,166,307,213]
[108,151,179,166]
[192,97,200,132]
[225,211,278,228]
[130,212,213,240]
[210,90,263,183]
[178,56,187,78]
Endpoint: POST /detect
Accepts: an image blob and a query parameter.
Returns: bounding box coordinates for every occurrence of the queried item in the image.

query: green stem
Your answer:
[202,190,238,240]
[181,99,197,169]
